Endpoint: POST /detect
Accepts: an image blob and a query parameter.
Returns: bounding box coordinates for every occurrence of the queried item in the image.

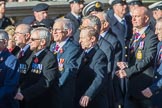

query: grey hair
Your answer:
[17,24,32,34]
[31,27,51,47]
[102,11,109,23]
[82,15,101,32]
[55,18,74,30]
[0,29,9,40]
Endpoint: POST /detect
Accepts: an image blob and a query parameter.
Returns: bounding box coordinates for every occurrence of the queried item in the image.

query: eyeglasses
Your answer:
[0,39,5,43]
[30,38,40,41]
[14,32,27,35]
[52,28,66,33]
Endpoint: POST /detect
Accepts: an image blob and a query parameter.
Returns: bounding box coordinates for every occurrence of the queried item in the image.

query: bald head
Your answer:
[132,6,150,29]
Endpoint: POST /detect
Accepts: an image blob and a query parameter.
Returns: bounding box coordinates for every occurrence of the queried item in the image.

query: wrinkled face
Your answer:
[152,10,162,21]
[14,27,27,47]
[155,22,162,41]
[113,3,127,18]
[29,31,41,51]
[95,12,109,33]
[132,9,147,29]
[0,1,5,18]
[79,29,93,50]
[71,2,84,15]
[34,10,48,22]
[52,21,68,43]
[81,18,90,28]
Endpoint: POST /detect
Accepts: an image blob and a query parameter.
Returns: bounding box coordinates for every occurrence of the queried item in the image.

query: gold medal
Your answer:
[59,66,64,72]
[136,50,142,60]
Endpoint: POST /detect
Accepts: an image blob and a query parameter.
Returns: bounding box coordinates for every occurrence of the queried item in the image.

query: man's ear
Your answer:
[90,36,96,42]
[40,39,46,46]
[25,33,31,40]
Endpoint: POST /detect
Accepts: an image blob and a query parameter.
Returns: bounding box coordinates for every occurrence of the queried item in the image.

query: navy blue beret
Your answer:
[33,3,49,12]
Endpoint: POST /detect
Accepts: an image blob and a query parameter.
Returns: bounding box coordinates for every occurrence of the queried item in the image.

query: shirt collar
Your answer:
[138,25,149,35]
[35,49,44,57]
[100,31,108,38]
[71,12,81,19]
[22,44,30,52]
[56,38,69,50]
[114,13,125,24]
[85,47,93,53]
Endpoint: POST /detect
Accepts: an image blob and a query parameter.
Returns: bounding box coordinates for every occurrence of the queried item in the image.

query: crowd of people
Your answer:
[1,0,162,108]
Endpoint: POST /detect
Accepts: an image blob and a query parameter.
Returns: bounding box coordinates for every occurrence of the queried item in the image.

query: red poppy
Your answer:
[141,33,145,39]
[34,57,39,63]
[59,48,64,54]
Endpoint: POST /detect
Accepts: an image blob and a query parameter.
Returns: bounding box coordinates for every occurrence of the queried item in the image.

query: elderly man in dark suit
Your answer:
[14,27,59,108]
[95,11,123,108]
[76,26,108,108]
[116,6,158,108]
[14,24,33,108]
[142,17,162,108]
[50,18,81,108]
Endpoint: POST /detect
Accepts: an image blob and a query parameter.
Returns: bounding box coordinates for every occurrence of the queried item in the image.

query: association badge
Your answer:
[136,49,143,60]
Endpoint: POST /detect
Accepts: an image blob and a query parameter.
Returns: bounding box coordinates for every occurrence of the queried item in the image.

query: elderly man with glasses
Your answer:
[14,27,60,108]
[50,18,81,108]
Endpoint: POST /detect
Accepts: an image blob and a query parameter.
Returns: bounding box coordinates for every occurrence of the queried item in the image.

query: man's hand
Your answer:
[79,96,90,107]
[116,70,127,78]
[14,92,24,101]
[142,87,153,98]
[117,62,128,70]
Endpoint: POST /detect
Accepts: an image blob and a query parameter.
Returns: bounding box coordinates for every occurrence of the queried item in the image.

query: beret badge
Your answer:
[95,2,101,8]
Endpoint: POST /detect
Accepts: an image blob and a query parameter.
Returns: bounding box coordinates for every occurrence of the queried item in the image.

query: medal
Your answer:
[139,41,144,49]
[136,49,143,60]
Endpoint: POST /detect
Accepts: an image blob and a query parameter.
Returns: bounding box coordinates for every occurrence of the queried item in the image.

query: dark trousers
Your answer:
[124,94,153,108]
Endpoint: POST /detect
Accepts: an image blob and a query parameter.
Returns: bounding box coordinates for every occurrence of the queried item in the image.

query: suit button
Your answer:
[125,46,128,49]
[125,54,128,57]
[155,76,158,79]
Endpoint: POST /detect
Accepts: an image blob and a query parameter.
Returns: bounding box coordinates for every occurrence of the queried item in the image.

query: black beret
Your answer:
[33,3,49,12]
[109,0,126,6]
[82,1,103,17]
[22,16,35,25]
[69,0,84,4]
[126,0,143,6]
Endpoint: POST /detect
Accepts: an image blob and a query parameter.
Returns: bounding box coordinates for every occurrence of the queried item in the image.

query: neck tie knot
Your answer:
[18,50,24,59]
[55,44,60,51]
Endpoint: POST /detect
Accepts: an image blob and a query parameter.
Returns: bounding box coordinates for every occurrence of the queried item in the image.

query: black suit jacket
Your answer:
[103,29,122,74]
[21,49,59,108]
[125,26,158,99]
[76,45,108,108]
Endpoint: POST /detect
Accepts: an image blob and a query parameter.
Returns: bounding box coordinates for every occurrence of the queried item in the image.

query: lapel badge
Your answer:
[34,57,39,63]
[59,48,64,54]
[141,33,146,39]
